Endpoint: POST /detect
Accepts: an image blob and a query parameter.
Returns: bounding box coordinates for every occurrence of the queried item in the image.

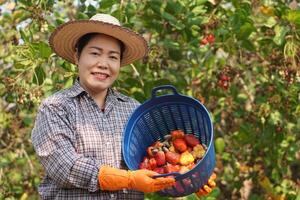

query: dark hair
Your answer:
[75,32,124,60]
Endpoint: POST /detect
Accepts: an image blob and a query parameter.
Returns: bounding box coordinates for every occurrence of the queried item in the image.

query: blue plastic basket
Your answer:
[122,85,215,197]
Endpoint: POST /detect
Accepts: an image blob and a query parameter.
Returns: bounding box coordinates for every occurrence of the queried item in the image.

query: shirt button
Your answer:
[110,194,117,199]
[123,189,128,193]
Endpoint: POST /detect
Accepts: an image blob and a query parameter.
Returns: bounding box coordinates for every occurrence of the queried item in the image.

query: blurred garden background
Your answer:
[0,0,299,199]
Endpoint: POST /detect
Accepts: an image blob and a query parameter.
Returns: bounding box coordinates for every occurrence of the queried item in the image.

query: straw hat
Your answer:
[49,14,148,66]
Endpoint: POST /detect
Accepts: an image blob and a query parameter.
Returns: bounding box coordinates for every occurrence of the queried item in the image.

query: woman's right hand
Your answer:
[99,166,175,193]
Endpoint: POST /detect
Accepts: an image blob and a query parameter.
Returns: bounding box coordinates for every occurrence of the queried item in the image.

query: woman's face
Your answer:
[75,34,121,95]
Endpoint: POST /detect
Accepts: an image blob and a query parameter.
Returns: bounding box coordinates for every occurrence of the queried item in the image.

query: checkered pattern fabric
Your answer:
[31,79,144,199]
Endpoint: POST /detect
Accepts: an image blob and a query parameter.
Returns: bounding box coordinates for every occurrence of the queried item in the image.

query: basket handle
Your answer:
[151,85,179,99]
[152,172,181,179]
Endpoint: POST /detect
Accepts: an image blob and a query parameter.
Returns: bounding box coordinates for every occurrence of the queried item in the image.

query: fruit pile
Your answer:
[139,130,207,174]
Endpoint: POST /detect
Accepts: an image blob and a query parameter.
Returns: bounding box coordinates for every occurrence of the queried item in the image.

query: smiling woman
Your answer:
[29,12,217,200]
[30,13,176,200]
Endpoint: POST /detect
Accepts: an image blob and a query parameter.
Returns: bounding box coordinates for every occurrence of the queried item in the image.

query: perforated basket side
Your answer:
[122,89,215,197]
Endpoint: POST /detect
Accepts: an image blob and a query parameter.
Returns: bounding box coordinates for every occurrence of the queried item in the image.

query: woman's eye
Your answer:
[91,52,99,56]
[110,56,119,60]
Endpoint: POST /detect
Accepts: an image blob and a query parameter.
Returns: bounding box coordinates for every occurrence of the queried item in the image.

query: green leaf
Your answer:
[64,77,74,89]
[165,1,184,15]
[132,91,146,103]
[19,29,29,43]
[237,22,255,40]
[185,193,200,200]
[0,83,5,95]
[191,5,206,15]
[22,116,32,127]
[273,25,289,46]
[204,54,216,69]
[59,60,75,71]
[99,0,115,9]
[264,17,277,28]
[269,110,281,125]
[196,0,208,5]
[37,42,52,59]
[18,0,32,6]
[169,49,182,61]
[55,18,66,25]
[17,59,32,66]
[161,11,185,30]
[33,66,46,85]
[152,79,172,88]
[215,137,225,153]
[233,123,254,144]
[46,0,55,8]
[241,39,255,51]
[284,10,300,26]
[187,17,203,26]
[164,39,180,50]
[161,12,177,24]
[147,0,163,14]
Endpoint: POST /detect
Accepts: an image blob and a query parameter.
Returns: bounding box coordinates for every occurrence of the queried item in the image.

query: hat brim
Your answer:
[49,20,148,66]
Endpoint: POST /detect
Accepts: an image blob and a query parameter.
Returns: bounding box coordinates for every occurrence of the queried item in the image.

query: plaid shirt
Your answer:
[31,79,144,199]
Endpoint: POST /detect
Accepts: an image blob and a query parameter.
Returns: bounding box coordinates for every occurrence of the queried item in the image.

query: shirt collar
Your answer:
[68,78,86,98]
[68,78,129,102]
[107,86,129,102]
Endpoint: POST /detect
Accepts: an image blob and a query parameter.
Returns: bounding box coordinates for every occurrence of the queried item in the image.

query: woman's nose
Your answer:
[96,58,108,69]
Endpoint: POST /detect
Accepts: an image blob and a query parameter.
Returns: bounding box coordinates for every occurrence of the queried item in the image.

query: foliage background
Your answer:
[0,0,300,199]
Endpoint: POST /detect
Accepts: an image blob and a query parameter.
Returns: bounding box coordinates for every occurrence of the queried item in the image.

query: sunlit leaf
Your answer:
[264,17,277,28]
[191,6,206,15]
[284,10,300,26]
[273,25,289,46]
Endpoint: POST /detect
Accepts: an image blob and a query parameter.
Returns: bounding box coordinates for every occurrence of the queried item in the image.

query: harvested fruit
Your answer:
[139,157,151,170]
[147,146,156,157]
[149,158,157,169]
[179,151,195,166]
[184,134,200,147]
[165,163,180,173]
[171,130,185,140]
[191,144,206,159]
[152,141,164,148]
[187,162,196,170]
[169,145,176,152]
[139,129,207,176]
[165,151,180,165]
[153,167,165,174]
[154,151,166,166]
[179,166,190,174]
[173,138,187,152]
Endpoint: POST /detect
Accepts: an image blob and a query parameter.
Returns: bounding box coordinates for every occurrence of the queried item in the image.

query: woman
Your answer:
[31,13,215,199]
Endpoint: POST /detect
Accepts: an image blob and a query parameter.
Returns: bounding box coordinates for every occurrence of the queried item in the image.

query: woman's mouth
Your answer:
[91,72,109,80]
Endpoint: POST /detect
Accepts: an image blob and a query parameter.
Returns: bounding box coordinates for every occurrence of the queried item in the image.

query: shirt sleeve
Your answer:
[31,102,100,192]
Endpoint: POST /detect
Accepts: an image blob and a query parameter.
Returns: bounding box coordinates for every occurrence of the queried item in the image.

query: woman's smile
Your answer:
[91,71,110,81]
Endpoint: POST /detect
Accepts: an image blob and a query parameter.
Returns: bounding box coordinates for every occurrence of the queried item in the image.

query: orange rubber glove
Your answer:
[98,166,175,193]
[195,172,217,196]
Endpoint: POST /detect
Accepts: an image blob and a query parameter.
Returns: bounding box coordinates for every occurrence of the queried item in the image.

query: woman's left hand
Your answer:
[195,172,217,196]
